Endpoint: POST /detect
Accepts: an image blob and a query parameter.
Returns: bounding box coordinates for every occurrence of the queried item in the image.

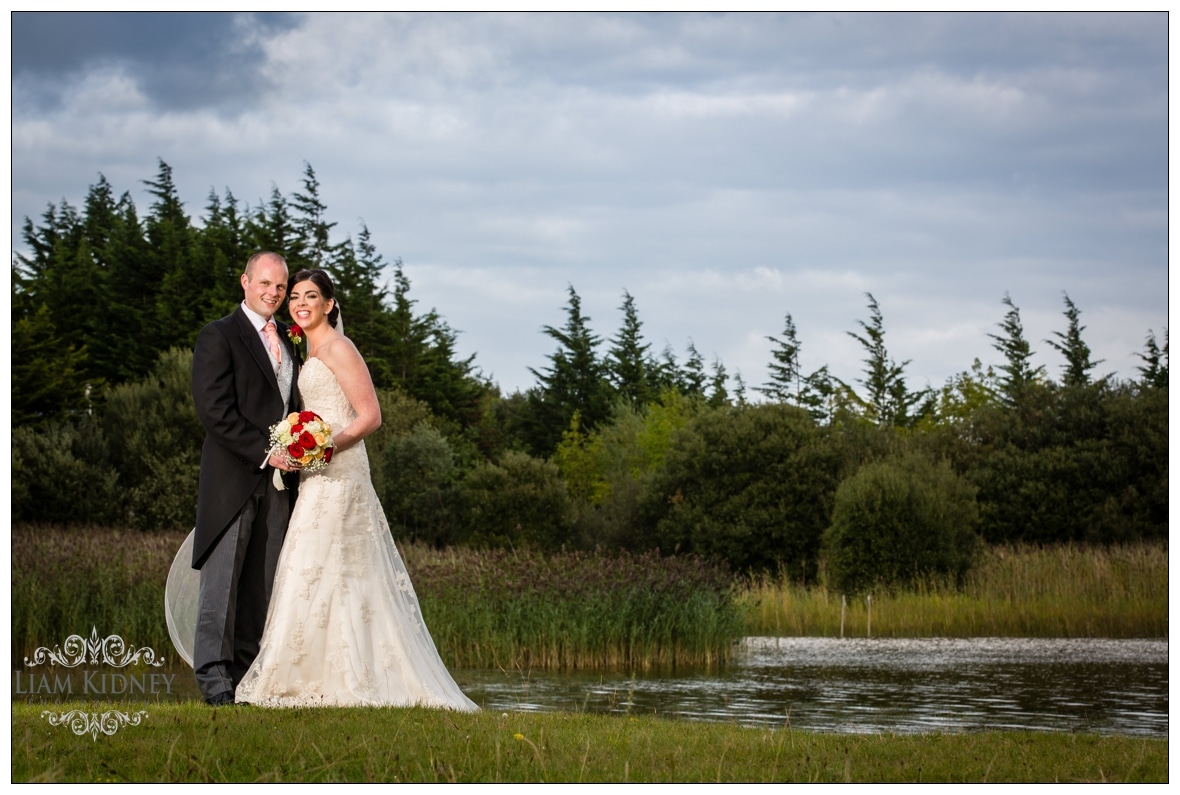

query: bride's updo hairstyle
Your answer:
[289,268,341,329]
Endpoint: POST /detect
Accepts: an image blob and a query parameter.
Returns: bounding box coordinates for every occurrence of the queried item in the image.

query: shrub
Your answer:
[100,348,202,530]
[964,382,1168,544]
[823,452,980,594]
[456,451,574,549]
[12,419,120,525]
[640,403,839,577]
[376,423,458,546]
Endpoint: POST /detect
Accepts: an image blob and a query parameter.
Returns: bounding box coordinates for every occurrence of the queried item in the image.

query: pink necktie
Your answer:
[263,320,282,364]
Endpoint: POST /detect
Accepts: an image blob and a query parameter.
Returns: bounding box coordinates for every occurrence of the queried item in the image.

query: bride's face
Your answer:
[288,280,334,330]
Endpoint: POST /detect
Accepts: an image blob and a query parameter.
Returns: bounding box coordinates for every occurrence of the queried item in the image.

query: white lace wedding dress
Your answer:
[235,357,478,710]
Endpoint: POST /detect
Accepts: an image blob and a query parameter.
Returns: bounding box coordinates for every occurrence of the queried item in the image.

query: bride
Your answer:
[235,269,478,711]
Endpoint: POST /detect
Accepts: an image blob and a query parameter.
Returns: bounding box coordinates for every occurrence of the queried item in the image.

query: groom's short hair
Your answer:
[244,251,288,278]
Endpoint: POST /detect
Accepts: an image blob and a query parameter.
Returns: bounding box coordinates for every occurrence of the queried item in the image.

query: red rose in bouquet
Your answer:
[268,410,334,473]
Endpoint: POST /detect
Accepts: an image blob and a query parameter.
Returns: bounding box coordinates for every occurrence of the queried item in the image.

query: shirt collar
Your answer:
[241,301,273,332]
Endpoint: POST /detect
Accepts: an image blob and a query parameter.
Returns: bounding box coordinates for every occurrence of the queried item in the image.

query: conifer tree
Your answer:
[145,159,220,352]
[1135,328,1168,390]
[291,162,336,269]
[988,293,1047,409]
[841,293,931,426]
[758,312,831,421]
[11,304,92,426]
[327,228,392,383]
[1045,292,1103,387]
[248,185,303,264]
[649,344,681,394]
[606,290,654,406]
[196,188,251,311]
[526,286,613,454]
[707,357,729,407]
[681,340,707,398]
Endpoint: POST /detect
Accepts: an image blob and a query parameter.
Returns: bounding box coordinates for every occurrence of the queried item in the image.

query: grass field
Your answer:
[12,703,1167,783]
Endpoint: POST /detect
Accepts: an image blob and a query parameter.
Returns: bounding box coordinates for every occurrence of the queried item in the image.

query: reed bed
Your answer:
[401,544,743,670]
[11,525,742,671]
[738,542,1168,638]
[11,526,186,665]
[13,526,1166,672]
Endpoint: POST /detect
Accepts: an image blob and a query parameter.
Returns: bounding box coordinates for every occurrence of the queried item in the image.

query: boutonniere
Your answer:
[287,324,304,347]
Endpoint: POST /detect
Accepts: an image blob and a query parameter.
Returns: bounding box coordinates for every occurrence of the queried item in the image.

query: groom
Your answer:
[191,251,301,705]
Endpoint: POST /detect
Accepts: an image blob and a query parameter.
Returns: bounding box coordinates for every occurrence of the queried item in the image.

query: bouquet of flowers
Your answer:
[268,410,334,473]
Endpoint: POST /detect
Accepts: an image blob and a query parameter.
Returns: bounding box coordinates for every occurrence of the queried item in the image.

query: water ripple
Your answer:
[459,637,1168,736]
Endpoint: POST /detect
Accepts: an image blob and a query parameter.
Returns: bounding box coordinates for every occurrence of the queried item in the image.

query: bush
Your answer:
[823,452,980,594]
[456,451,574,549]
[376,423,458,546]
[12,419,120,525]
[100,348,203,530]
[640,403,839,577]
[965,383,1168,544]
[554,393,703,550]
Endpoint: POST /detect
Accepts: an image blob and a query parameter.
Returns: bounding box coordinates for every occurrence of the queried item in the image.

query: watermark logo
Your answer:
[41,709,149,741]
[24,626,165,668]
[19,627,170,741]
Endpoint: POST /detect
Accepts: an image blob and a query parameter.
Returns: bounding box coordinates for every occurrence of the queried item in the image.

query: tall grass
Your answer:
[13,527,1167,673]
[11,526,742,670]
[739,542,1168,638]
[11,526,185,665]
[401,544,742,670]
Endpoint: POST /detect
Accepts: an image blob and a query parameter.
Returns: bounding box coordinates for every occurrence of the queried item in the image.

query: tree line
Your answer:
[12,163,1168,591]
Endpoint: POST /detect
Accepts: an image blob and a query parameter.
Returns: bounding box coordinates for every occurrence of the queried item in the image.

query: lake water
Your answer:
[19,637,1167,737]
[456,637,1169,737]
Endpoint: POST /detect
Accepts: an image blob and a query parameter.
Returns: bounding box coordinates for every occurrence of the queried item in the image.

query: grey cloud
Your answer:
[12,11,302,112]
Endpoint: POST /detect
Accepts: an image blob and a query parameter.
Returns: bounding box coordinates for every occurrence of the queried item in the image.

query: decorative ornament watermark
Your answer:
[40,709,149,741]
[24,626,165,668]
[20,628,168,740]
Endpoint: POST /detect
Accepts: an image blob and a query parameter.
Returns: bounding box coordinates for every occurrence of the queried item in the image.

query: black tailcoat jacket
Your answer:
[191,306,300,568]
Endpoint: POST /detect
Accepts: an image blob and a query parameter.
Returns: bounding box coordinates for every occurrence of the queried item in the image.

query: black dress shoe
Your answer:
[206,692,235,706]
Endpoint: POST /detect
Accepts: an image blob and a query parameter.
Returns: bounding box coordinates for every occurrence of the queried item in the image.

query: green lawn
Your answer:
[13,702,1167,783]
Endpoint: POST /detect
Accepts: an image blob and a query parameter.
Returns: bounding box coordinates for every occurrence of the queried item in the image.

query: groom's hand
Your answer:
[269,453,302,471]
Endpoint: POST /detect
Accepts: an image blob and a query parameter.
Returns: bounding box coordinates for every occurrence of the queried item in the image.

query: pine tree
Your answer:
[291,162,336,269]
[144,159,222,352]
[11,303,92,425]
[525,286,613,455]
[103,190,157,379]
[732,370,748,406]
[988,293,1047,409]
[1135,328,1168,390]
[757,312,830,421]
[707,357,729,407]
[248,185,303,264]
[758,313,803,403]
[196,188,251,311]
[327,229,393,384]
[649,344,681,394]
[681,340,707,398]
[841,293,931,426]
[1045,292,1103,388]
[369,256,485,427]
[606,290,654,406]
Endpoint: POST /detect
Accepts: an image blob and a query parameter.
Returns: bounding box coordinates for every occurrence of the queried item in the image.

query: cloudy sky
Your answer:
[9,11,1169,396]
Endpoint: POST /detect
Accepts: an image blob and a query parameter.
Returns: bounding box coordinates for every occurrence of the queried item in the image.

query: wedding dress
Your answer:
[235,357,478,710]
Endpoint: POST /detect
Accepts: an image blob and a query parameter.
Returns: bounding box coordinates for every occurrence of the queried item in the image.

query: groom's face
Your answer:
[241,255,289,320]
